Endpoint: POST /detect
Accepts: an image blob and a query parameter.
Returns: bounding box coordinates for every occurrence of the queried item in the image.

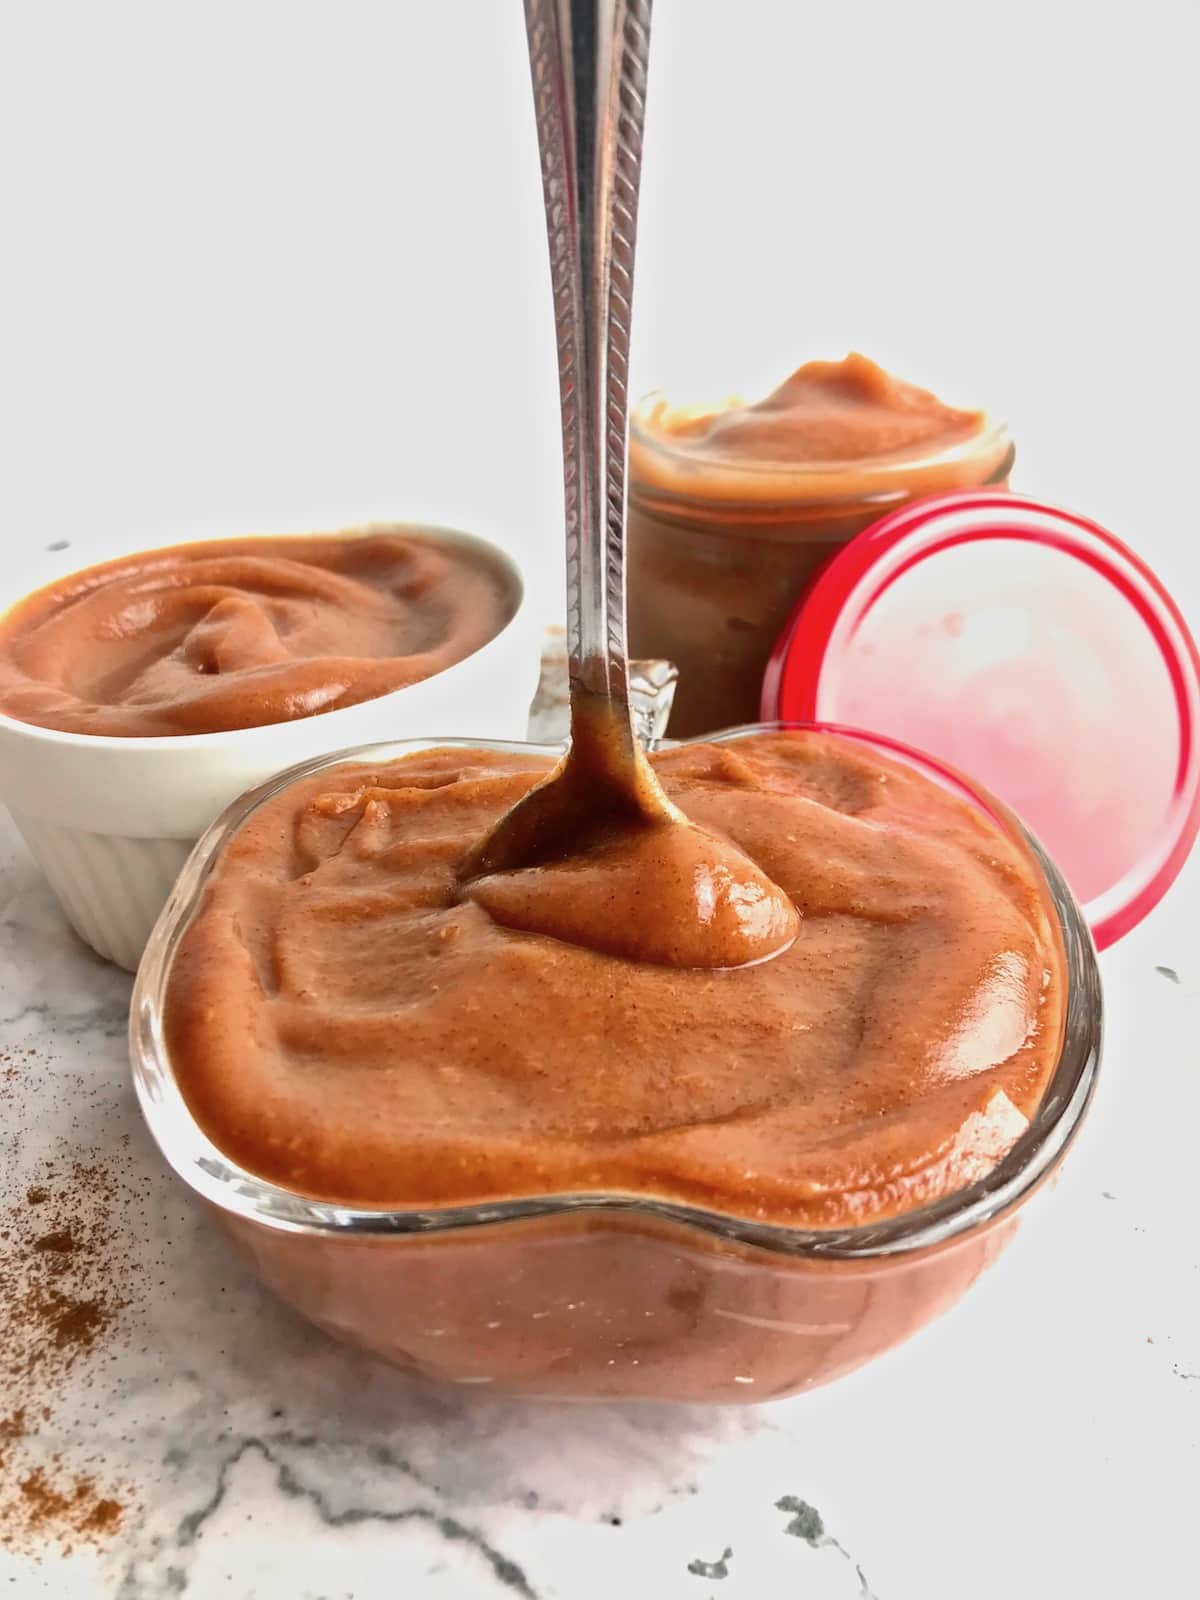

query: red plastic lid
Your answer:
[763,491,1200,949]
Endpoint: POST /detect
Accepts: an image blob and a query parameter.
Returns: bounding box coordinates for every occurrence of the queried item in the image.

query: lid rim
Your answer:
[764,490,1200,949]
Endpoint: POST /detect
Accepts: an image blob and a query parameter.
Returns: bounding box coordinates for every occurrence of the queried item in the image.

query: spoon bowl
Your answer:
[469,0,669,878]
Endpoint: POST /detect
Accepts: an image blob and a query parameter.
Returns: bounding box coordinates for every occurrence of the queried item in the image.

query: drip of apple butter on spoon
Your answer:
[461,0,796,969]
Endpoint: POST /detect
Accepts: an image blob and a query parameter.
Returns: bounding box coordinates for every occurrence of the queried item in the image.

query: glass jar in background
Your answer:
[627,359,1014,736]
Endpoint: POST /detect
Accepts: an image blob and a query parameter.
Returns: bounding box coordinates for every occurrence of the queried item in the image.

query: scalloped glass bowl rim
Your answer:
[129,722,1102,1263]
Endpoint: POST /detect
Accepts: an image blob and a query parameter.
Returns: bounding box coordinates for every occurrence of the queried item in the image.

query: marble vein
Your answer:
[686,1545,732,1579]
[118,1436,537,1600]
[776,1497,878,1600]
[0,996,132,1039]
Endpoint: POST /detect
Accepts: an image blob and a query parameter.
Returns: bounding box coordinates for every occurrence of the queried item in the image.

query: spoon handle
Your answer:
[524,0,653,717]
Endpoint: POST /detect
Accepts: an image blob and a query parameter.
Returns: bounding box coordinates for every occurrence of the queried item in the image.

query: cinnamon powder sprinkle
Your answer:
[0,1115,133,1554]
[33,1230,78,1254]
[14,1468,124,1548]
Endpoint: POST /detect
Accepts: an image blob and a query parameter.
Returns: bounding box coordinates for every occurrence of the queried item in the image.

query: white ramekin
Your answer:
[0,525,539,971]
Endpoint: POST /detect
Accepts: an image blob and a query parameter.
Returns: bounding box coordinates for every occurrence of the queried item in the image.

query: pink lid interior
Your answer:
[764,491,1200,949]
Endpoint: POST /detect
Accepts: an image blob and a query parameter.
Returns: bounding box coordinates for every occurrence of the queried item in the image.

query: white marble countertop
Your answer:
[1,629,1198,1600]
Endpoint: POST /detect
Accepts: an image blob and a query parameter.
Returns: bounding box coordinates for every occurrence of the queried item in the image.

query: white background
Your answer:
[2,0,1197,634]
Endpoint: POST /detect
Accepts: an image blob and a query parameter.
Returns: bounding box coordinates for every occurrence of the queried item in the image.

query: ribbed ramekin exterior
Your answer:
[10,814,191,970]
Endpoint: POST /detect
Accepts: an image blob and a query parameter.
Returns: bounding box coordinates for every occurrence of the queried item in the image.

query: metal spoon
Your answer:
[461,2,798,970]
[465,0,677,878]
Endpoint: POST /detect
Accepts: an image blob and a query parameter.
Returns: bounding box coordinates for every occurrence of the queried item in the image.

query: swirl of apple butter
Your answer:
[634,352,1008,499]
[163,730,1067,1228]
[0,530,516,736]
[462,691,799,969]
[470,813,799,967]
